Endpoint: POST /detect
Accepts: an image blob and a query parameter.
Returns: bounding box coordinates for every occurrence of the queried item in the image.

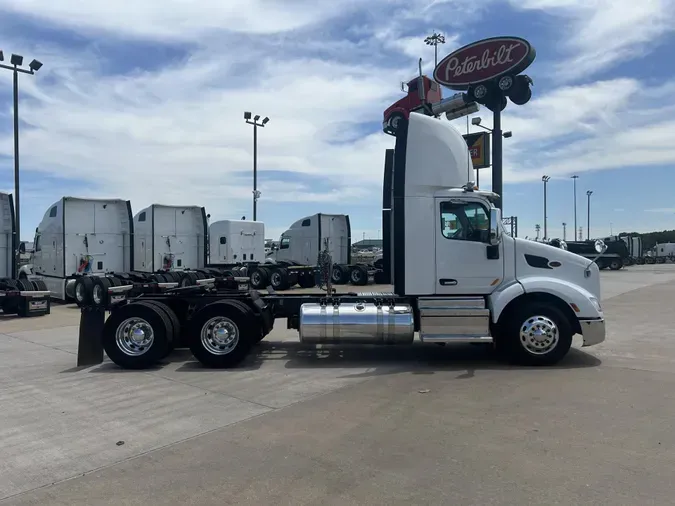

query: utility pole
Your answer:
[586,190,593,240]
[243,112,270,221]
[579,226,583,241]
[571,175,579,237]
[535,224,541,241]
[562,222,567,241]
[0,52,43,276]
[542,176,549,240]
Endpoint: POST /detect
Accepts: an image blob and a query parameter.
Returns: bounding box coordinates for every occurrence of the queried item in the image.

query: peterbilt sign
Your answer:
[433,37,536,90]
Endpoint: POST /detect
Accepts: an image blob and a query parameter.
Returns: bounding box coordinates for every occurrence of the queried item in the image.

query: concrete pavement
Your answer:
[1,265,675,505]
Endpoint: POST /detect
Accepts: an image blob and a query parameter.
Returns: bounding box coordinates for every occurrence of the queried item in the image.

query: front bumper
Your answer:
[580,318,605,346]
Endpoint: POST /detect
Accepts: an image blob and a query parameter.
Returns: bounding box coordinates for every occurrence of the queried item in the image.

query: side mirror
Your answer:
[18,242,26,254]
[489,208,502,246]
[594,239,608,254]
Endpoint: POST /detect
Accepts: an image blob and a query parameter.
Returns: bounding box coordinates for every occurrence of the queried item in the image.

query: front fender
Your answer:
[518,277,602,318]
[18,264,33,276]
[488,281,525,323]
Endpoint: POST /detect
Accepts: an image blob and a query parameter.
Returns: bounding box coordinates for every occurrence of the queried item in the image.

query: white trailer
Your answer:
[0,192,50,317]
[20,197,133,302]
[132,204,207,273]
[208,219,265,265]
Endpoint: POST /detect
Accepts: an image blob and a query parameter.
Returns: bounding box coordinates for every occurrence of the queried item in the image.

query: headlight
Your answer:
[589,296,602,312]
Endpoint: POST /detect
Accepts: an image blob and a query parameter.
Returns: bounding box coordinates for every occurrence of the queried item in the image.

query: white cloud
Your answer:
[0,0,674,239]
[513,0,675,80]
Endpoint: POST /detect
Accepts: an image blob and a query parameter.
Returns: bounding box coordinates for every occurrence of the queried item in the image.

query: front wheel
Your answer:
[498,303,573,366]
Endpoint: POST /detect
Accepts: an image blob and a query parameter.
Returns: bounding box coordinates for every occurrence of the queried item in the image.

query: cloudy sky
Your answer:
[0,0,673,242]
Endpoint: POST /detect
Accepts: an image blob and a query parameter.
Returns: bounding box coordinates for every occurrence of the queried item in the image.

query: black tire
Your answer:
[609,259,622,270]
[91,277,112,308]
[498,302,573,366]
[657,257,666,264]
[297,272,315,288]
[162,271,180,282]
[387,112,405,133]
[102,302,173,369]
[74,277,94,306]
[249,267,268,289]
[645,256,655,264]
[331,264,348,285]
[188,300,256,368]
[636,257,645,265]
[179,271,199,287]
[373,270,387,284]
[138,300,181,356]
[269,268,290,290]
[349,265,369,286]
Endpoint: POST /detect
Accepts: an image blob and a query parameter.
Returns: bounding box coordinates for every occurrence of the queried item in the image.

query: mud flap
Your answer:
[77,307,106,366]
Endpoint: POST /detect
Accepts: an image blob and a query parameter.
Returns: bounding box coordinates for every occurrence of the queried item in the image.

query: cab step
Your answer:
[418,297,492,343]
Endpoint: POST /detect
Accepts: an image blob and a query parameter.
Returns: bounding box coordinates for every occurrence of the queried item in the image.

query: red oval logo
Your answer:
[433,37,536,90]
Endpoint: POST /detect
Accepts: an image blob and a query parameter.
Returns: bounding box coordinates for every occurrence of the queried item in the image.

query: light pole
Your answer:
[535,224,541,241]
[562,222,567,241]
[0,52,43,276]
[424,32,446,68]
[586,190,593,240]
[571,175,579,236]
[470,117,512,188]
[244,112,269,221]
[542,175,550,240]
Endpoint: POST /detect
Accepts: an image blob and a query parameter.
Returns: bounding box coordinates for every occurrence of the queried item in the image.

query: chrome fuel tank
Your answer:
[299,302,414,344]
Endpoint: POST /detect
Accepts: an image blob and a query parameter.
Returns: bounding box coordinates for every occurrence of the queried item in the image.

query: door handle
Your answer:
[439,279,458,286]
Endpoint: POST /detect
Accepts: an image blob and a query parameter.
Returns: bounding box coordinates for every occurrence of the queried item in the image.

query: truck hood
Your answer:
[514,238,601,300]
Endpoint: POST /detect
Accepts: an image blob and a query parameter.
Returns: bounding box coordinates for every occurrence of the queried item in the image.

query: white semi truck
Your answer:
[88,112,606,370]
[20,197,135,304]
[0,192,50,317]
[263,213,381,288]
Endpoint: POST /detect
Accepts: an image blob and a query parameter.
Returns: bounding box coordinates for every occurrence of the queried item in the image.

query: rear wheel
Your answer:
[137,300,181,356]
[91,277,112,308]
[249,267,269,289]
[349,265,369,286]
[498,302,573,366]
[269,268,290,290]
[74,277,94,306]
[102,302,173,369]
[30,279,48,291]
[609,259,622,270]
[297,272,315,288]
[188,300,256,368]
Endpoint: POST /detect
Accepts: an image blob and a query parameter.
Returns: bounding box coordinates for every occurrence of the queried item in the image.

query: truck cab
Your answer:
[382,75,442,136]
[208,220,264,264]
[269,213,351,266]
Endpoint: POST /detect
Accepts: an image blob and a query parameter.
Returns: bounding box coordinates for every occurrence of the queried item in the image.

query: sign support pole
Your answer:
[492,107,503,210]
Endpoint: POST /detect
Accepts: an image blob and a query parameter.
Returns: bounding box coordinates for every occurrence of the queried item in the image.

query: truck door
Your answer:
[435,198,503,294]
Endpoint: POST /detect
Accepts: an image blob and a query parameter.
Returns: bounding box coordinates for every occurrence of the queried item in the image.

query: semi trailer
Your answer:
[0,192,50,317]
[82,112,606,370]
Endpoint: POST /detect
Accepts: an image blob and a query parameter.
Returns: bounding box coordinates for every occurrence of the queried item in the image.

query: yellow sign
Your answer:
[463,132,491,169]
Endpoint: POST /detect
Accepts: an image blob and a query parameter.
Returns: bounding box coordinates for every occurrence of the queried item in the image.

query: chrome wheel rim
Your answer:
[200,317,239,355]
[75,283,85,302]
[271,272,281,286]
[115,318,154,356]
[520,315,559,355]
[251,271,261,286]
[92,284,102,304]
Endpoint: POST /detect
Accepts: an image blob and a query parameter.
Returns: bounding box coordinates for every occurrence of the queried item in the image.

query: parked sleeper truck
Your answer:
[259,213,380,290]
[0,192,50,317]
[85,112,606,370]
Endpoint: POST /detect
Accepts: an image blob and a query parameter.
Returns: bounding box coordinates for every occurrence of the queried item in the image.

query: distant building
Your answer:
[352,239,383,250]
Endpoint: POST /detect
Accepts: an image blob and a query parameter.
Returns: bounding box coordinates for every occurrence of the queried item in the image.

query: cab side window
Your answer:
[440,201,490,243]
[280,237,290,249]
[34,235,41,252]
